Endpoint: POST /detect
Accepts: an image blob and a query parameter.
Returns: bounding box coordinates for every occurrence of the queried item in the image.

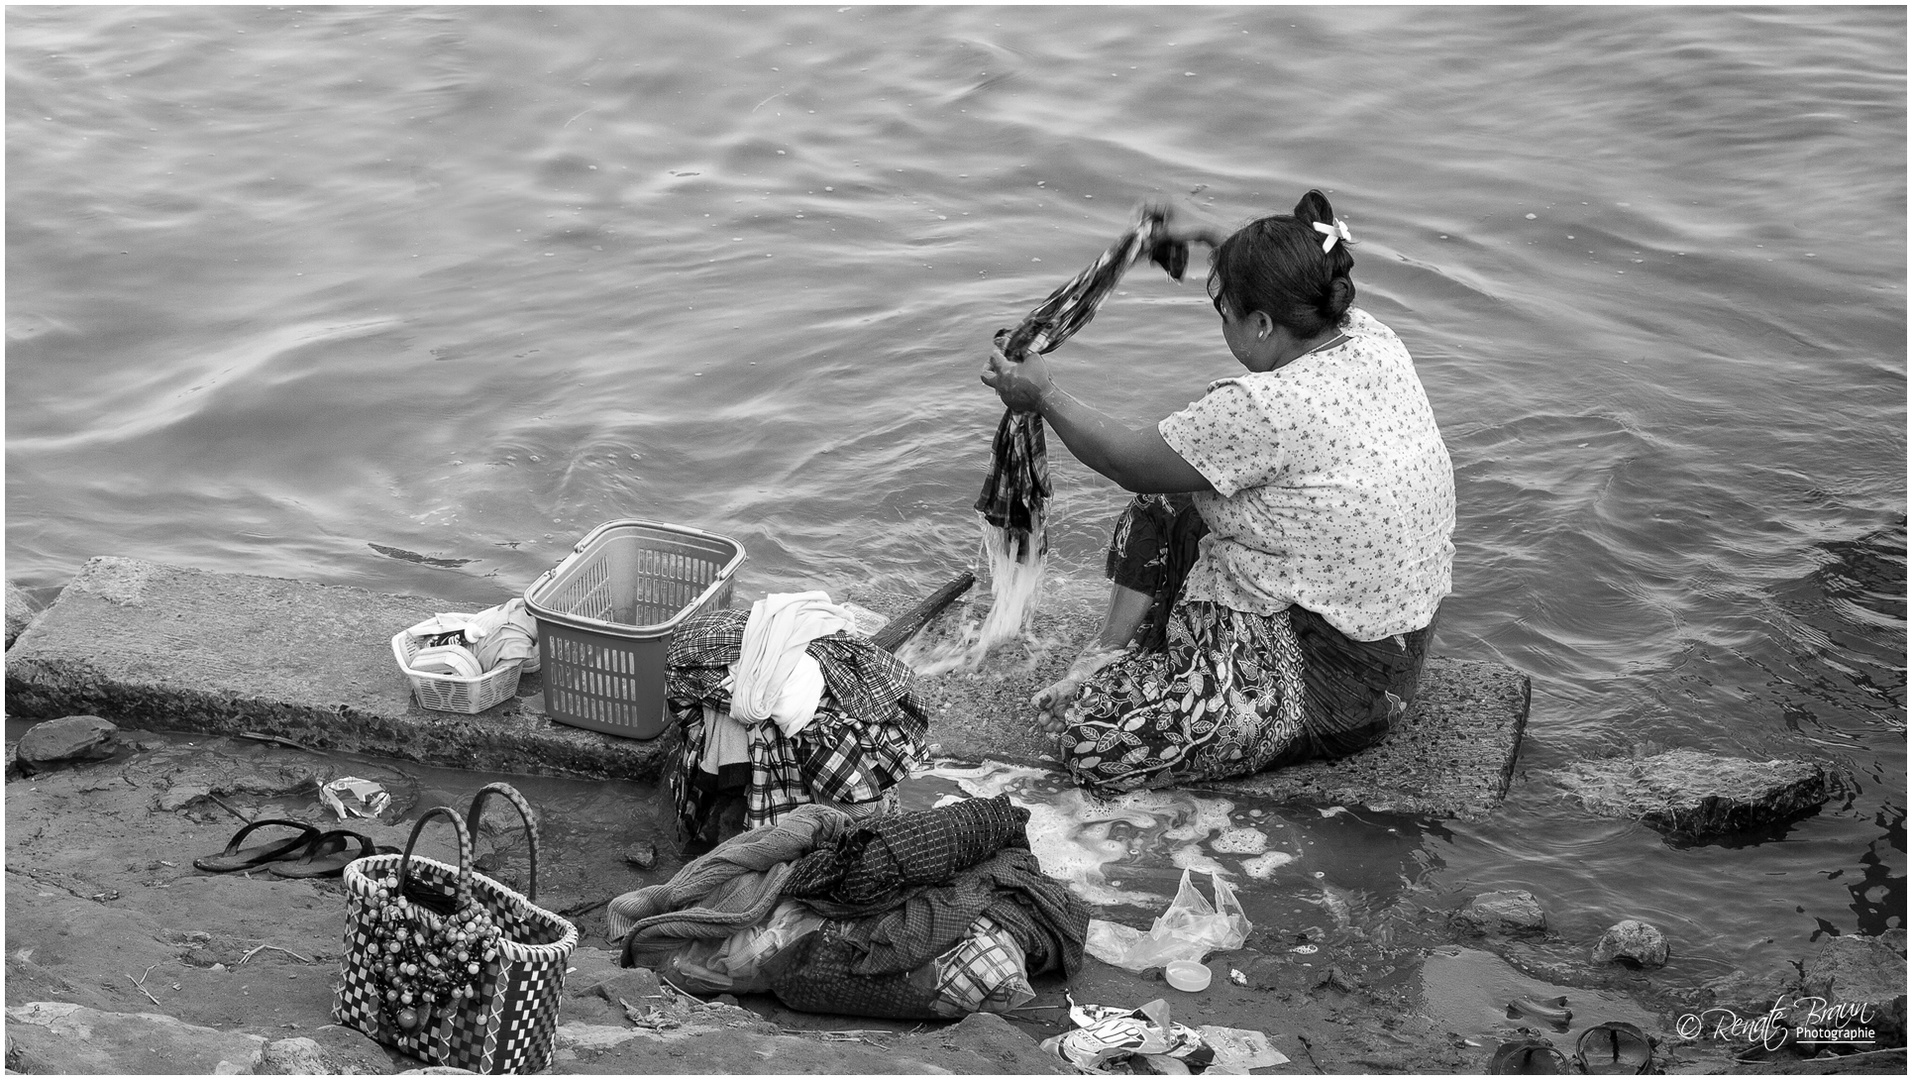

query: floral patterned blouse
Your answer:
[1157,308,1455,641]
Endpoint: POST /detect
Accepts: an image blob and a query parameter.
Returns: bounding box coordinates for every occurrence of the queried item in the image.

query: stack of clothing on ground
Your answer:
[606,795,1090,1020]
[665,592,928,843]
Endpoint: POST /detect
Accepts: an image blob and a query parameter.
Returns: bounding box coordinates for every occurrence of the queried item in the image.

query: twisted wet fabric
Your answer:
[974,210,1188,557]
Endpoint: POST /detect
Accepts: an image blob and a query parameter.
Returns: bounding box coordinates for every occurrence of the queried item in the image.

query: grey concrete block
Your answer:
[854,576,1531,822]
[6,579,42,648]
[4,557,677,782]
[1798,931,1907,1046]
[1543,749,1832,840]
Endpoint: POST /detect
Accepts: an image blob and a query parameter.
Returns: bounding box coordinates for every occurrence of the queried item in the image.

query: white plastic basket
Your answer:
[390,630,523,714]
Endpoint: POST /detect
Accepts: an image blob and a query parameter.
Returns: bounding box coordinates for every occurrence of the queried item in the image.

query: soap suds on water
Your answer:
[923,760,1299,907]
[1210,827,1269,854]
[1242,851,1296,879]
[1170,843,1228,876]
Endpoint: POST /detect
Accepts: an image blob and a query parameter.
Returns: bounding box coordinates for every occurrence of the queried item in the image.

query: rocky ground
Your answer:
[7,723,1905,1076]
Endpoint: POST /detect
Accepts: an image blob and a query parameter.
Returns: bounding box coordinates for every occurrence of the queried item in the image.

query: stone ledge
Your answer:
[5,557,678,781]
[8,558,1532,821]
[850,578,1532,823]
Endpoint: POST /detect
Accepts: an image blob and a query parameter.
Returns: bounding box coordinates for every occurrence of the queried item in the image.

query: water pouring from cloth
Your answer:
[917,210,1187,674]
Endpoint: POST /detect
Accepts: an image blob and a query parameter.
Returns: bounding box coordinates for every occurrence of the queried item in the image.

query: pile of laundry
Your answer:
[663,591,927,842]
[605,795,1091,1020]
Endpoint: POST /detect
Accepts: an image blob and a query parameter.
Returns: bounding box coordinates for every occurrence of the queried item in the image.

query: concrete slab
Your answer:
[849,575,1531,823]
[7,558,1529,820]
[4,557,675,781]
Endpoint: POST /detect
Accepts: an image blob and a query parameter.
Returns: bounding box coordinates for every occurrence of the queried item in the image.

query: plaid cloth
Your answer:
[934,915,1035,1016]
[666,610,929,836]
[781,793,1030,905]
[975,210,1187,552]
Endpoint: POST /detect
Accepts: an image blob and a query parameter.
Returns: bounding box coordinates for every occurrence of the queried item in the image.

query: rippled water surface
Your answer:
[7,5,1904,979]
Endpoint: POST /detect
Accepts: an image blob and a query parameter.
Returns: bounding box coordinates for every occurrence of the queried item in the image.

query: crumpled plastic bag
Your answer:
[661,900,826,995]
[404,598,539,674]
[1040,994,1289,1074]
[1084,868,1250,972]
[320,777,391,820]
[1042,996,1204,1071]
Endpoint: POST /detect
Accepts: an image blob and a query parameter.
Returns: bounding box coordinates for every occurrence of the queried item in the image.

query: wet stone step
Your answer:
[7,557,1531,822]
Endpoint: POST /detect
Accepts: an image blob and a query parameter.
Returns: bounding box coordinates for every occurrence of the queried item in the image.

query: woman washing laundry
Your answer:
[980,190,1455,792]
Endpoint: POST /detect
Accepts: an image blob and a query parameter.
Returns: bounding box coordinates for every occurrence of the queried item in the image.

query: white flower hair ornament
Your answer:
[1313,218,1354,253]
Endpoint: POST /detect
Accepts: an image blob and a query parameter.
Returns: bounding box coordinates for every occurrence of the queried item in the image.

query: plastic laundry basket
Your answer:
[522,520,746,739]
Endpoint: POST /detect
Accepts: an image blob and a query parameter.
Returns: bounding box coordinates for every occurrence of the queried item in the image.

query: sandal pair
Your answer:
[1489,1022,1654,1075]
[194,819,395,878]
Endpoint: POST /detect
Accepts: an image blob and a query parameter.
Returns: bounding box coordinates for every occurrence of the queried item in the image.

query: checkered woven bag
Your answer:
[334,783,577,1074]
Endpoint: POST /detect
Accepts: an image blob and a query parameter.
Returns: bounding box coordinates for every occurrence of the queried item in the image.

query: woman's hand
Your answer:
[980,340,1054,415]
[1143,201,1228,248]
[1030,645,1125,736]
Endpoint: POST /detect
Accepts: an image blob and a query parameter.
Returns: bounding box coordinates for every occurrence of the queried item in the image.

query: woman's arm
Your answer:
[1039,384,1213,494]
[981,346,1212,495]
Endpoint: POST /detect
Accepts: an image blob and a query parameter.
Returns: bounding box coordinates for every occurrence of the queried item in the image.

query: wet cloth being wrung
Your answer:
[974,209,1188,560]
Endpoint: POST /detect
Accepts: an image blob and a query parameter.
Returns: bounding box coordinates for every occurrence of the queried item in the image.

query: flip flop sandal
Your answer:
[1575,1021,1654,1074]
[194,819,322,873]
[1489,1037,1572,1074]
[267,830,393,879]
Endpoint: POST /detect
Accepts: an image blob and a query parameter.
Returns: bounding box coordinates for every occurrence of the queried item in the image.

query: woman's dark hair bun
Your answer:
[1209,188,1356,340]
[1293,189,1335,228]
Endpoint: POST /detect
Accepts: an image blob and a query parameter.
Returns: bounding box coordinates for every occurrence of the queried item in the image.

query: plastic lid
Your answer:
[1165,960,1211,992]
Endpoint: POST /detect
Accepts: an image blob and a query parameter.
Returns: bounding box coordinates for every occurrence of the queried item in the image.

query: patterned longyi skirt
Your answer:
[1055,495,1438,793]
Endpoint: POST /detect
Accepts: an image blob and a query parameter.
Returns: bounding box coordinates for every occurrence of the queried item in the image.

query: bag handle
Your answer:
[397,805,473,913]
[465,782,541,902]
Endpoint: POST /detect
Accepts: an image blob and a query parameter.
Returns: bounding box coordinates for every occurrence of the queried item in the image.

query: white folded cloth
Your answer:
[730,591,855,736]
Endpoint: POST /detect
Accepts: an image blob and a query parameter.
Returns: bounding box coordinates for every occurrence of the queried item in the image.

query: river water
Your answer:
[6,5,1904,987]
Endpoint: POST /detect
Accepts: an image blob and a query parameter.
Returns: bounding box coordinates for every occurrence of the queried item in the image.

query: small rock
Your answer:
[259,1036,329,1075]
[1592,919,1669,968]
[1459,890,1549,935]
[16,715,120,772]
[578,967,662,1004]
[623,841,657,870]
[1314,965,1360,994]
